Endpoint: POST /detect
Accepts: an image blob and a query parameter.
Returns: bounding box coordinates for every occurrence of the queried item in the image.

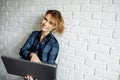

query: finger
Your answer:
[24,76,27,79]
[31,58,39,63]
[30,76,33,80]
[27,75,30,80]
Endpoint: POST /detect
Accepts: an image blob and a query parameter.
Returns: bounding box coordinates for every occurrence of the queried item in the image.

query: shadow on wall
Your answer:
[0,15,45,80]
[17,15,44,56]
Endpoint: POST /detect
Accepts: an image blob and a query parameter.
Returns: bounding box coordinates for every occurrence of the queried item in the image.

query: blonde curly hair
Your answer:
[45,9,65,35]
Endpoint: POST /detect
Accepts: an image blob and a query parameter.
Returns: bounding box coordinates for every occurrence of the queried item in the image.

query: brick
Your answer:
[75,64,94,74]
[73,12,91,20]
[95,69,119,80]
[64,18,80,26]
[107,64,120,73]
[113,30,120,39]
[88,44,110,54]
[62,12,72,19]
[99,37,120,47]
[59,38,69,47]
[8,1,18,7]
[13,11,30,17]
[84,73,102,80]
[78,34,98,44]
[90,29,113,38]
[81,5,101,12]
[80,20,101,28]
[92,12,116,21]
[66,53,77,63]
[63,5,80,11]
[85,59,106,70]
[0,1,8,7]
[47,5,63,11]
[73,56,85,64]
[101,21,120,29]
[64,69,75,80]
[27,1,42,6]
[56,65,66,80]
[34,6,47,11]
[102,4,120,13]
[114,0,120,3]
[69,40,87,50]
[59,60,74,71]
[96,53,119,64]
[54,0,70,5]
[22,17,40,24]
[57,52,67,62]
[11,17,23,23]
[0,11,8,16]
[70,27,89,35]
[76,49,95,60]
[116,13,120,21]
[71,0,89,4]
[62,32,77,41]
[74,71,84,80]
[1,6,13,11]
[90,0,112,4]
[0,16,4,22]
[61,46,76,57]
[56,65,65,75]
[111,47,120,57]
[23,6,35,12]
[41,0,54,4]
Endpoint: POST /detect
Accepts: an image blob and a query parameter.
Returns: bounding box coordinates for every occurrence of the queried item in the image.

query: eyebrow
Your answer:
[44,16,56,25]
[44,17,47,20]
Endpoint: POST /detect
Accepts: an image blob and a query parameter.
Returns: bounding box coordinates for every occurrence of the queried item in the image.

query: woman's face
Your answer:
[41,14,56,33]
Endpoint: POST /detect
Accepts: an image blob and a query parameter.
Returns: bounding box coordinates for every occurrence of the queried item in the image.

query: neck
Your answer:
[41,31,50,37]
[40,31,50,42]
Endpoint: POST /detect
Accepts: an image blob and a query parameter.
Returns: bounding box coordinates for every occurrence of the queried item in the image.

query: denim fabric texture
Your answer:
[19,31,59,64]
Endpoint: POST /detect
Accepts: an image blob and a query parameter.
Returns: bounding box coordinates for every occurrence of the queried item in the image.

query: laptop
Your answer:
[1,55,57,80]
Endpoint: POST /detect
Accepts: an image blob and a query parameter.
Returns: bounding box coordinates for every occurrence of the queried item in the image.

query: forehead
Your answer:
[45,14,56,23]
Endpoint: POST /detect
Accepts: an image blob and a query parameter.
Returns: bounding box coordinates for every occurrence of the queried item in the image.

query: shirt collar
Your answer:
[38,30,52,42]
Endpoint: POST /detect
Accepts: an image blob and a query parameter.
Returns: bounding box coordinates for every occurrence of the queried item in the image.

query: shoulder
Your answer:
[29,31,40,37]
[31,31,40,35]
[50,33,59,47]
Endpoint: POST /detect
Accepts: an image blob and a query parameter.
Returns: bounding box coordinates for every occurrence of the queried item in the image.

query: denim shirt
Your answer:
[19,31,59,64]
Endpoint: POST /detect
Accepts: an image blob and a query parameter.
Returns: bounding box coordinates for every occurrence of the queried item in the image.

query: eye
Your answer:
[44,17,47,21]
[49,22,53,25]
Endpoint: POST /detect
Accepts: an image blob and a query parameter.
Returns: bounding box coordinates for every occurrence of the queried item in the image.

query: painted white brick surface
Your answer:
[95,69,119,80]
[92,12,116,21]
[90,0,112,4]
[102,4,120,13]
[114,0,120,4]
[0,0,120,80]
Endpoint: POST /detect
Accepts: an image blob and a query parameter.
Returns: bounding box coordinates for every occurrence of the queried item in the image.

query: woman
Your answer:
[19,10,64,80]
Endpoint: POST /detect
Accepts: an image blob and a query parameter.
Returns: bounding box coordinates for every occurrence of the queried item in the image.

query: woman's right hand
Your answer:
[24,75,33,80]
[30,52,41,63]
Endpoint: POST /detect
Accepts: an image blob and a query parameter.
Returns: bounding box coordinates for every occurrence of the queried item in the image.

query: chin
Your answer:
[41,28,48,32]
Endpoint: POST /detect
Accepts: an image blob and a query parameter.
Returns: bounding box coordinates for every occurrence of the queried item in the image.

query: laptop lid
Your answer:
[1,55,57,80]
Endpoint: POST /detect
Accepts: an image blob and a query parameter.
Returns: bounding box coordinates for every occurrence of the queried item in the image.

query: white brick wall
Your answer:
[0,0,120,80]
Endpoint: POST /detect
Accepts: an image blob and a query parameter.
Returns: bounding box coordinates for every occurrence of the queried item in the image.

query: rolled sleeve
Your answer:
[19,32,35,59]
[48,42,59,64]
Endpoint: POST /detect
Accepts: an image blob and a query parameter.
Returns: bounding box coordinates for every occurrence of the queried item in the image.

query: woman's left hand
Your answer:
[30,52,41,63]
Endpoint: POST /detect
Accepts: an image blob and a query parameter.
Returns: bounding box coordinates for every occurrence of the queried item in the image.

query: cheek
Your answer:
[41,19,46,24]
[41,20,45,24]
